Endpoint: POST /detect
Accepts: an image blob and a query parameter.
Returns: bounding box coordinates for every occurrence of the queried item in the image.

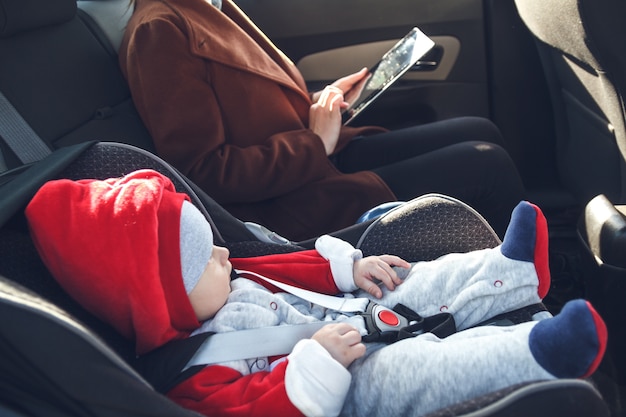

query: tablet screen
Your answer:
[343,27,435,125]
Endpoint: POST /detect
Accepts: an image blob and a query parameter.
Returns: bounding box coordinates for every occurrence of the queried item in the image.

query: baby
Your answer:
[25,169,607,417]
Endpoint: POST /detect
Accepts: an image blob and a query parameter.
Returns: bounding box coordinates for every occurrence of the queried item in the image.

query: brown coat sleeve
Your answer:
[122,16,334,203]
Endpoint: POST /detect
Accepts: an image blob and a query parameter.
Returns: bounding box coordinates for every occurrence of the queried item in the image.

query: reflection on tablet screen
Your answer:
[343,27,435,126]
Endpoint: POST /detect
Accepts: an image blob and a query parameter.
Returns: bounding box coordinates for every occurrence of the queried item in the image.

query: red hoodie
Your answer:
[26,169,352,417]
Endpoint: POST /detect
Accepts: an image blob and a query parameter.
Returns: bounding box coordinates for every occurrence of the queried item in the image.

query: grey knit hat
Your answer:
[179,200,214,293]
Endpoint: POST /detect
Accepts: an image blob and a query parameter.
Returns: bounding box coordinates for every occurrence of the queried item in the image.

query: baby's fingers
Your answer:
[379,255,411,285]
[312,323,365,368]
[358,278,384,299]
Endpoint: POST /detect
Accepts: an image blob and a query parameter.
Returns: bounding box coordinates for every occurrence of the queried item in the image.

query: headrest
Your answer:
[0,0,77,38]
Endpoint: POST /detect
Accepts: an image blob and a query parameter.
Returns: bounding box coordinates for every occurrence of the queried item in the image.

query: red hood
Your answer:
[25,169,201,355]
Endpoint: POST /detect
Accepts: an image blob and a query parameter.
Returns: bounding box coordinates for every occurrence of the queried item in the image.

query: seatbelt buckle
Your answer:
[360,302,416,343]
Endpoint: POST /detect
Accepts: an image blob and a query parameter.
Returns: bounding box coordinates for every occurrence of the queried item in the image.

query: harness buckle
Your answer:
[359,301,456,344]
[359,302,415,343]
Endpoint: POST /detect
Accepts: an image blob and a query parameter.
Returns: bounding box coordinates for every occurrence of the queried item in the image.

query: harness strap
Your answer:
[183,321,330,370]
[235,269,370,313]
[393,304,456,341]
[238,269,456,341]
[182,270,456,370]
[361,302,456,343]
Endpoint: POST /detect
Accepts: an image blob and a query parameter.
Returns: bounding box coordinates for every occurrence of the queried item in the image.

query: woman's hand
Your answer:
[312,323,365,368]
[309,68,370,155]
[333,67,371,107]
[309,85,345,155]
[311,67,371,107]
[353,255,411,298]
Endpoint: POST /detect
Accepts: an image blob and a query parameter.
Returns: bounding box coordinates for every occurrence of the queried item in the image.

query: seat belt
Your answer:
[183,269,455,369]
[0,147,7,173]
[238,269,371,312]
[184,321,330,368]
[0,91,51,169]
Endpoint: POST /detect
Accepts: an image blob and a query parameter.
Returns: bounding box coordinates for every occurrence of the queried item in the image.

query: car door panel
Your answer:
[296,36,460,82]
[236,0,488,128]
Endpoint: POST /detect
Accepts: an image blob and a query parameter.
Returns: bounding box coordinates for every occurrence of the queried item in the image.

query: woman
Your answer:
[119,0,526,240]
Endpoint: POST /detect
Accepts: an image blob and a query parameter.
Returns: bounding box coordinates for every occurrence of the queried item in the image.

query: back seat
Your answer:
[0,0,153,171]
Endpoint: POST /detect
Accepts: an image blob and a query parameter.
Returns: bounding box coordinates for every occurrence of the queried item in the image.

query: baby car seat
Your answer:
[0,142,610,417]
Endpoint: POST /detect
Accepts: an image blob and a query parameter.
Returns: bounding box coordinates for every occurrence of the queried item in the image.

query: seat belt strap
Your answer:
[0,91,51,166]
[184,269,371,370]
[235,269,370,312]
[0,147,7,173]
[183,269,455,369]
[184,321,330,369]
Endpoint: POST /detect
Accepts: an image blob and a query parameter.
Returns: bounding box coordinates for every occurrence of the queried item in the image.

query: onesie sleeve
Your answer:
[167,339,350,417]
[285,339,352,416]
[230,236,361,294]
[167,360,303,416]
[315,235,362,292]
[231,249,341,294]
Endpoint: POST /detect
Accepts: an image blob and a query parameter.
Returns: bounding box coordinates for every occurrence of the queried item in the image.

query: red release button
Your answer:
[378,310,400,327]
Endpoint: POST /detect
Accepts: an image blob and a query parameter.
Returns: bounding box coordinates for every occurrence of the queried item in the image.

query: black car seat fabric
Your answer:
[422,379,608,417]
[514,0,626,206]
[0,275,204,417]
[357,194,500,261]
[0,0,155,171]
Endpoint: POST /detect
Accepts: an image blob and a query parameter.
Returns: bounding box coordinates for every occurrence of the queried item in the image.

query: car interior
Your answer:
[0,0,625,415]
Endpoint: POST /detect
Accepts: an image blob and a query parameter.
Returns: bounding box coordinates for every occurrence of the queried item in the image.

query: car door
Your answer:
[235,0,489,130]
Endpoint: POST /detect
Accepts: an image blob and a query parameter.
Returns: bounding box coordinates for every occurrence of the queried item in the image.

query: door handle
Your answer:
[411,45,443,71]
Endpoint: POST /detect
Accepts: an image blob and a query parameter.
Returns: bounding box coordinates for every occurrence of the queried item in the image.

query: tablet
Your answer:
[342,27,435,126]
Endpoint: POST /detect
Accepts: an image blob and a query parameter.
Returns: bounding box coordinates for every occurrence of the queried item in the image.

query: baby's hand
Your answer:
[353,255,410,298]
[312,323,365,368]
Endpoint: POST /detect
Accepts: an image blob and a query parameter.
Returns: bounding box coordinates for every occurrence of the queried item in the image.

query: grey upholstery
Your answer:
[0,0,76,37]
[514,0,626,205]
[0,0,154,170]
[77,0,133,52]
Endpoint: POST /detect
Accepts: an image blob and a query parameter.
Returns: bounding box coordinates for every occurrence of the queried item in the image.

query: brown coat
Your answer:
[119,0,396,240]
